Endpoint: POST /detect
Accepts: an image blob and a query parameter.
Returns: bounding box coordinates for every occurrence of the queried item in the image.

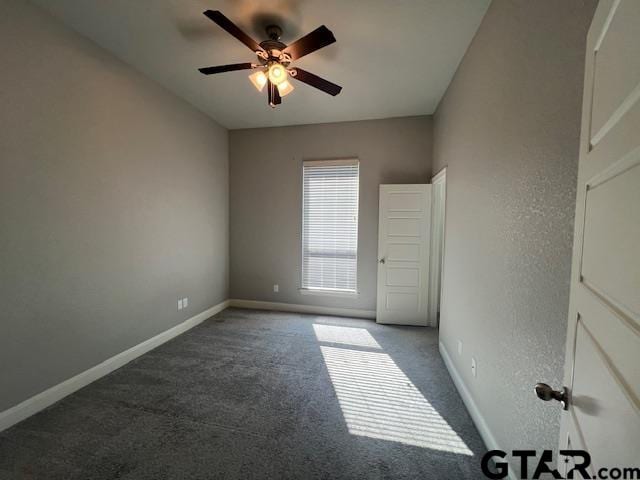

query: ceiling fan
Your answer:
[198,10,342,108]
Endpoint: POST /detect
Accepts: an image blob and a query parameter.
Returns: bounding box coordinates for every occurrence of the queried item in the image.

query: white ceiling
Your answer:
[32,0,490,129]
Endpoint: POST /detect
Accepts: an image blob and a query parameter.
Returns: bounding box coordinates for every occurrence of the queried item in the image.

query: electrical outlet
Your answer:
[471,357,477,378]
[457,340,463,356]
[183,297,188,308]
[273,284,279,293]
[177,299,183,311]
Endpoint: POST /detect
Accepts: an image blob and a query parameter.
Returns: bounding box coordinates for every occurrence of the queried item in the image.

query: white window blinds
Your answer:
[302,159,359,292]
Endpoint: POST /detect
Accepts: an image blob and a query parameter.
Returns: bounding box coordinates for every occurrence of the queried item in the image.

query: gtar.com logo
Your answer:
[481,450,640,479]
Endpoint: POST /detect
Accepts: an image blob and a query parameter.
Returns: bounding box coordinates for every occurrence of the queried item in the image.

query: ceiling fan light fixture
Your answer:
[248,70,268,91]
[198,11,342,107]
[268,63,287,85]
[277,79,295,97]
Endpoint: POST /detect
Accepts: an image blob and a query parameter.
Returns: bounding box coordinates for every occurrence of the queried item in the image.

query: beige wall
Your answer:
[433,0,596,464]
[0,1,228,411]
[229,116,433,312]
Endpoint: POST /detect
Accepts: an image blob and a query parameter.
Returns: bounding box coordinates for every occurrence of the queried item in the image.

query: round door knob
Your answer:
[379,257,386,264]
[535,383,569,410]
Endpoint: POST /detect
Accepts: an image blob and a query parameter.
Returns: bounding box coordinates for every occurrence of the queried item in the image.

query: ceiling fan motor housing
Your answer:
[255,24,292,66]
[265,25,283,41]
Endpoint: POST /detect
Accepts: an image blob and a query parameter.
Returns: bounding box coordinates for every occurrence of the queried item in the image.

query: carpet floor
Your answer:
[0,308,487,479]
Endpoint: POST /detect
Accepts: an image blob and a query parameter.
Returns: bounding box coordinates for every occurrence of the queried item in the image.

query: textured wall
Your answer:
[229,117,433,312]
[0,0,228,411]
[432,0,596,462]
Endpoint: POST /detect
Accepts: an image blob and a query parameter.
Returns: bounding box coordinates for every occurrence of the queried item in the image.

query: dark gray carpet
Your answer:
[0,308,487,479]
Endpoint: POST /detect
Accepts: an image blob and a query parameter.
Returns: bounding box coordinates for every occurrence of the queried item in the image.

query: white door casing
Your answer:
[376,184,431,326]
[428,168,447,328]
[558,0,640,476]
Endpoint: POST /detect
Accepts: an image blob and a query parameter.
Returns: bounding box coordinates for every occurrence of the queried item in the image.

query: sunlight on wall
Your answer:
[319,343,472,455]
[312,324,381,349]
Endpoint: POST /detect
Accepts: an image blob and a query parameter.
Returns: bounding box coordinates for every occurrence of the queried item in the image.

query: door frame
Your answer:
[428,167,447,328]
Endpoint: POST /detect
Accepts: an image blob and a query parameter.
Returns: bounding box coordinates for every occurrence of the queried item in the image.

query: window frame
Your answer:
[299,158,360,296]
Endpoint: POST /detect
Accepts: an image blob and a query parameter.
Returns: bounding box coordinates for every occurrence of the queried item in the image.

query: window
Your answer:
[302,159,359,293]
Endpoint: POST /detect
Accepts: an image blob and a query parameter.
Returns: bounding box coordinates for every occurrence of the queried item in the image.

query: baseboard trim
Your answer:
[0,299,230,433]
[439,341,517,480]
[229,299,376,319]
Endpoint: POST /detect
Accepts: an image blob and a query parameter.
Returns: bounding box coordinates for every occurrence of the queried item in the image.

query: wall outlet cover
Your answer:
[457,340,463,356]
[177,299,183,310]
[183,297,188,308]
[471,357,477,378]
[273,284,279,293]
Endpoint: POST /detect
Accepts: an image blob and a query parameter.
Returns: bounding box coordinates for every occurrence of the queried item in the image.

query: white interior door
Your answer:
[553,0,640,475]
[376,184,431,325]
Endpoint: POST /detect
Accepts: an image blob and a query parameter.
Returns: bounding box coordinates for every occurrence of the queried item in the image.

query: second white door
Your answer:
[376,184,431,325]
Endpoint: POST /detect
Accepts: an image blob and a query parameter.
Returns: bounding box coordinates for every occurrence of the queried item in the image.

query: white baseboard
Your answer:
[229,299,376,319]
[439,341,517,480]
[0,299,230,433]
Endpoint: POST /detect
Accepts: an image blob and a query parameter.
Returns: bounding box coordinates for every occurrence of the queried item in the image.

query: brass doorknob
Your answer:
[535,383,569,410]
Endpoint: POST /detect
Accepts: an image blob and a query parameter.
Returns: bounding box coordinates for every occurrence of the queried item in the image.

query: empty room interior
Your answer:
[1,0,638,479]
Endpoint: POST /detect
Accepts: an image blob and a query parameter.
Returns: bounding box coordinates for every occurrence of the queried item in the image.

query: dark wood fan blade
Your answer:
[267,80,282,106]
[283,25,336,60]
[291,68,342,96]
[198,63,254,75]
[203,10,265,53]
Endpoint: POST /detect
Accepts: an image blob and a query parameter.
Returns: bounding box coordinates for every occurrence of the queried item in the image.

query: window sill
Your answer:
[298,288,359,298]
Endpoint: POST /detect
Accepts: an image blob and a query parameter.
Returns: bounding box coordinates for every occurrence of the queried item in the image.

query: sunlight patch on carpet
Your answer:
[319,345,472,455]
[312,324,381,349]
